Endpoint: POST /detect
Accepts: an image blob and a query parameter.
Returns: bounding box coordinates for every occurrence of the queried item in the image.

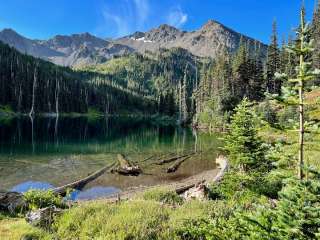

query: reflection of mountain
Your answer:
[0,117,195,155]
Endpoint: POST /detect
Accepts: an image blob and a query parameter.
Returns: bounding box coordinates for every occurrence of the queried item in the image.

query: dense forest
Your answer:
[0,42,156,115]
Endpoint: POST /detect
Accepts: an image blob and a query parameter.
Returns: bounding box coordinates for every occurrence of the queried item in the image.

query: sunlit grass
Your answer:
[0,217,52,240]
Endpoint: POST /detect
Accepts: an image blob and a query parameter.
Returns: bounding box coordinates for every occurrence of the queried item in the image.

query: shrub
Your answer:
[140,187,184,205]
[23,190,66,210]
[242,176,320,239]
[54,201,171,240]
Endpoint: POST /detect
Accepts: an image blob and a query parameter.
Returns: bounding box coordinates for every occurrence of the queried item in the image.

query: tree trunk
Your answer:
[29,65,38,117]
[55,70,60,116]
[298,15,305,180]
[298,68,304,180]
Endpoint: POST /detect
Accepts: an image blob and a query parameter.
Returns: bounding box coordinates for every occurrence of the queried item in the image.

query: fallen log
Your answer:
[0,163,114,213]
[0,191,27,214]
[183,183,208,201]
[140,155,156,163]
[26,206,63,229]
[53,162,115,195]
[114,154,141,176]
[157,152,195,165]
[166,156,192,173]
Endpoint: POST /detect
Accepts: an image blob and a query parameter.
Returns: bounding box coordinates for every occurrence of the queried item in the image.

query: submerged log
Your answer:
[166,156,192,173]
[115,154,141,176]
[157,152,195,165]
[53,162,115,195]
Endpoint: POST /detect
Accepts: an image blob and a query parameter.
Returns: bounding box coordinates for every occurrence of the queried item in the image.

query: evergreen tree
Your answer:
[181,64,189,123]
[224,98,267,172]
[243,176,320,239]
[275,9,319,180]
[266,20,281,94]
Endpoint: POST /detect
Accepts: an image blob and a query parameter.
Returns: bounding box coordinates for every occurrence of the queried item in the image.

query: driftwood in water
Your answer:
[166,156,192,173]
[53,163,114,195]
[0,163,113,213]
[141,155,156,163]
[157,152,194,165]
[114,154,141,176]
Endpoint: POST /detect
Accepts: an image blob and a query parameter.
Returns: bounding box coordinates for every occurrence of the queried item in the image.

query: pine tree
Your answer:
[224,98,267,172]
[181,64,189,123]
[275,9,319,180]
[243,174,320,239]
[266,20,281,94]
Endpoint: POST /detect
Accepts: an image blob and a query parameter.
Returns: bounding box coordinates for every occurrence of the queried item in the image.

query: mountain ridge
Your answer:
[0,20,268,67]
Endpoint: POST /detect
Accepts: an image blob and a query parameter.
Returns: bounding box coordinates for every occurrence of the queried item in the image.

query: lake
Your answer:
[0,116,222,200]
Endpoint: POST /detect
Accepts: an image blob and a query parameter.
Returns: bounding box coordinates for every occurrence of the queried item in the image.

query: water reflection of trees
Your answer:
[0,117,198,155]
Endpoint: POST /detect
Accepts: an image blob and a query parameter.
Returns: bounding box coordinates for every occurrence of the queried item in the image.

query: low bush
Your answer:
[139,187,184,205]
[54,200,171,240]
[23,190,67,210]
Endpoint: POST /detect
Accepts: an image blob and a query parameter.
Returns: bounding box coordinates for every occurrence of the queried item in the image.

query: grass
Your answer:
[259,120,320,171]
[0,187,226,240]
[55,200,172,240]
[0,217,52,240]
[137,187,184,205]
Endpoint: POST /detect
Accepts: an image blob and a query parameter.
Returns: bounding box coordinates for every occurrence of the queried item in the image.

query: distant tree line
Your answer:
[0,42,156,115]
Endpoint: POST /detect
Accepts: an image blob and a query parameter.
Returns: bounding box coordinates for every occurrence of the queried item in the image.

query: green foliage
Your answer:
[242,176,320,239]
[0,218,53,240]
[224,98,268,171]
[266,20,281,94]
[255,100,278,126]
[0,105,14,114]
[140,187,184,205]
[23,190,66,210]
[54,201,171,240]
[197,98,228,130]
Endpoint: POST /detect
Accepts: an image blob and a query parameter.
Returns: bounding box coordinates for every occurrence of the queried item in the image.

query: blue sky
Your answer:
[0,0,317,44]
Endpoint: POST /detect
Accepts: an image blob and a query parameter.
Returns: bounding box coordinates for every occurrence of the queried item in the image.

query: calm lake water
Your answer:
[0,116,221,200]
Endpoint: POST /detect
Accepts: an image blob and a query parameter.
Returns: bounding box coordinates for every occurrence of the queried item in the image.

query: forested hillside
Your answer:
[0,41,156,115]
[78,39,267,124]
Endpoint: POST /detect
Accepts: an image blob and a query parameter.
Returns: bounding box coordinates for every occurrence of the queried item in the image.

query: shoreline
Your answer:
[86,155,229,203]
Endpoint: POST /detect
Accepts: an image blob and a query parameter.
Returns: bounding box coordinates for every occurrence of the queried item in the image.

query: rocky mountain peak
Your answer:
[0,19,267,67]
[1,28,18,35]
[200,19,230,34]
[145,24,183,42]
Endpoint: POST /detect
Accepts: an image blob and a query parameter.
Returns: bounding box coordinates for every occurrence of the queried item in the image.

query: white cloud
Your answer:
[167,6,188,28]
[96,1,188,38]
[133,0,150,28]
[102,10,130,37]
[98,0,150,37]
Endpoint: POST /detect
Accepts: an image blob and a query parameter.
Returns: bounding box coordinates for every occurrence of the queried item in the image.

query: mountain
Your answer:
[116,20,267,58]
[0,29,133,67]
[0,20,267,67]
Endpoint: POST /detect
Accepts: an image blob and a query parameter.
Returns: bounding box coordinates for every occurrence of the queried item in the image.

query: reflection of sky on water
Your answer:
[10,181,120,200]
[70,187,121,200]
[11,181,54,192]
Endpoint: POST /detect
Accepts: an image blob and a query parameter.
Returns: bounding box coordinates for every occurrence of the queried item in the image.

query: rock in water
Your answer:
[0,191,26,214]
[26,206,63,229]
